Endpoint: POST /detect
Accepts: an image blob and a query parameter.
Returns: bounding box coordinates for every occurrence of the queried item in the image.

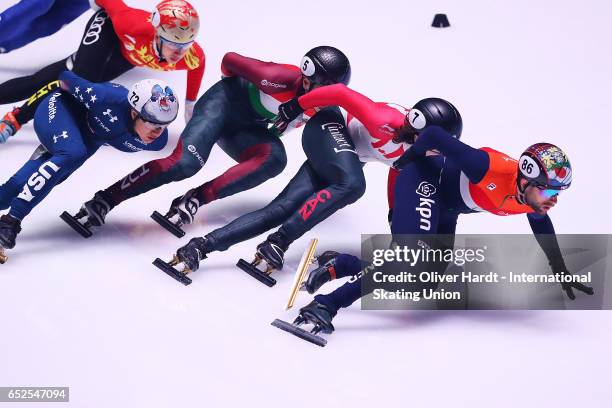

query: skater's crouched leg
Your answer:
[251,140,287,179]
[203,163,317,253]
[335,171,366,207]
[103,140,206,206]
[158,140,205,181]
[198,139,287,204]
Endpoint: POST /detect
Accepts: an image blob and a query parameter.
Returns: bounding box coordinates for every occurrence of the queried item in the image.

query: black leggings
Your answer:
[205,107,367,252]
[0,9,132,125]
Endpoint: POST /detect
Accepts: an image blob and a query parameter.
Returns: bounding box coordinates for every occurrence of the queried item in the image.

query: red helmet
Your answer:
[151,0,200,44]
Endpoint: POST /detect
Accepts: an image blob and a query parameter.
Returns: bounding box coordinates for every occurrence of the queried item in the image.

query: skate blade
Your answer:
[236,259,276,287]
[151,211,185,238]
[60,211,93,238]
[153,258,192,285]
[271,319,327,347]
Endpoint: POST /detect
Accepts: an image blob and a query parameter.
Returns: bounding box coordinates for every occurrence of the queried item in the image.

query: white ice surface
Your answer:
[1,0,611,407]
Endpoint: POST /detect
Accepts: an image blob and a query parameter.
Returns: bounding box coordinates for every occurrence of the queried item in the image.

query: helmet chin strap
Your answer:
[516,177,528,205]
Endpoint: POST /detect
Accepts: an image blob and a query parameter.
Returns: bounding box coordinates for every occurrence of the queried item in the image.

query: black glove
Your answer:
[552,262,594,300]
[176,237,208,272]
[392,148,419,170]
[273,98,303,135]
[387,208,393,228]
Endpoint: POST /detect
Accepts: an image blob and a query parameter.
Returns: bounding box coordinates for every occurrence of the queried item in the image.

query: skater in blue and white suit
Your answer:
[0,71,179,258]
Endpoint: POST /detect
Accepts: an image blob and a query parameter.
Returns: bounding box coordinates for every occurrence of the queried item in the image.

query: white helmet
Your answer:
[128,79,179,125]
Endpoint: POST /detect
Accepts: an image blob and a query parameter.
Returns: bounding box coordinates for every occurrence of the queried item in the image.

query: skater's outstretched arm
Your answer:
[527,213,594,299]
[296,84,404,132]
[0,0,54,24]
[527,213,566,269]
[221,52,301,94]
[275,83,405,138]
[405,126,489,183]
[95,0,137,20]
[59,71,109,101]
[0,0,88,53]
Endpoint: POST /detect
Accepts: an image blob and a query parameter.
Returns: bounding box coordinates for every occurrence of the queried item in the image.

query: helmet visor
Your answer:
[139,116,169,131]
[535,185,562,199]
[160,37,193,51]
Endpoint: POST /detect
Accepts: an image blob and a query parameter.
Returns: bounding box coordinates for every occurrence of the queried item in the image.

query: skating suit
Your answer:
[0,71,167,220]
[96,0,205,101]
[0,0,89,53]
[102,52,316,208]
[202,84,411,253]
[296,83,411,165]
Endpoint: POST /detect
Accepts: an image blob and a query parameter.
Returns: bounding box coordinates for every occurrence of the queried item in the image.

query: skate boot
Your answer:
[60,191,113,238]
[153,237,211,285]
[0,109,21,144]
[0,214,22,264]
[302,251,340,294]
[272,300,337,347]
[236,232,288,287]
[151,188,201,238]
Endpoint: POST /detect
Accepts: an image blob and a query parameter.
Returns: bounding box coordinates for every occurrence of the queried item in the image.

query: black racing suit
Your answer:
[203,106,366,253]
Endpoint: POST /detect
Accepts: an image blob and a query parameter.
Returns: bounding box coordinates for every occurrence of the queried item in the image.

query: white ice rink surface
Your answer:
[1,0,611,406]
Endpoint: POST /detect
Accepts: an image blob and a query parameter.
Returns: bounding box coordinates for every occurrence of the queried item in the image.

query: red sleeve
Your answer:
[97,0,151,38]
[296,84,385,130]
[96,0,131,13]
[220,52,301,94]
[185,42,205,101]
[387,167,399,210]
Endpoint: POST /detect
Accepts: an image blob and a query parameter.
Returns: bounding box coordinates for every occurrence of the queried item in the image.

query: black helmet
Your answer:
[301,46,351,86]
[407,97,463,139]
